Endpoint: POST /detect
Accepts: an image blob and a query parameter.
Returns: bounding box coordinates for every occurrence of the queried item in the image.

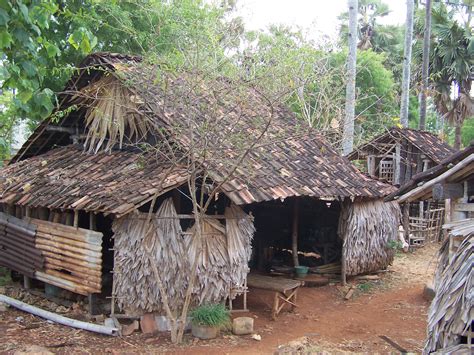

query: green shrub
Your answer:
[190,304,230,327]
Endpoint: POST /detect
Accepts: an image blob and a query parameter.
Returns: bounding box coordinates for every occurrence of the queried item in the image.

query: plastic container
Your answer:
[294,265,309,277]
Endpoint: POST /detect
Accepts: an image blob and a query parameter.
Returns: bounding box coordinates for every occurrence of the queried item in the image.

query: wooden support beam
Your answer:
[291,199,299,267]
[367,155,376,177]
[23,276,31,290]
[88,293,99,316]
[73,210,79,228]
[394,144,401,185]
[45,125,76,134]
[89,212,96,230]
[454,203,474,212]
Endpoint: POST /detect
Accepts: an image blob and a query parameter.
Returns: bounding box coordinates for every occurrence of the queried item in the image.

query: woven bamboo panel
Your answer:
[28,218,103,295]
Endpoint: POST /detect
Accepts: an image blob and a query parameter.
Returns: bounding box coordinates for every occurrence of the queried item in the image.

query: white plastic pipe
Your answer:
[0,294,118,336]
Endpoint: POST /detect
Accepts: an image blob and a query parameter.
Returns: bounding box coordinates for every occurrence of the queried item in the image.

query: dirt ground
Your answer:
[0,244,439,354]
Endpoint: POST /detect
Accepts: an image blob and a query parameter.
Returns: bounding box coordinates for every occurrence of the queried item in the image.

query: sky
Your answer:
[235,0,408,41]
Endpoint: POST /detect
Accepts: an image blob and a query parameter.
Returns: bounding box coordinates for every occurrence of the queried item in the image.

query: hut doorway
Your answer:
[246,197,342,274]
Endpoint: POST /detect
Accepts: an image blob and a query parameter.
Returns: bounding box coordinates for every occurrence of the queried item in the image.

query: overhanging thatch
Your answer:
[339,199,401,276]
[424,234,473,354]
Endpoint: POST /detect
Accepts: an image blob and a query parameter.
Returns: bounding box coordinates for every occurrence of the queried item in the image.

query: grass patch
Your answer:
[357,282,374,293]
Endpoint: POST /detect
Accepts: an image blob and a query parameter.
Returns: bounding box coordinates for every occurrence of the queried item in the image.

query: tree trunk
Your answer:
[454,118,462,150]
[419,0,432,130]
[400,0,414,128]
[342,0,358,155]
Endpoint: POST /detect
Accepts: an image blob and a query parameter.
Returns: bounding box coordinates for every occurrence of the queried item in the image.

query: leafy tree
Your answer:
[429,3,473,149]
[0,0,240,159]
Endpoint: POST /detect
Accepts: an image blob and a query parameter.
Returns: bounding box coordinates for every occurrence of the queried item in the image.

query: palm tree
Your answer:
[400,0,415,128]
[430,4,473,149]
[343,0,358,155]
[419,0,432,130]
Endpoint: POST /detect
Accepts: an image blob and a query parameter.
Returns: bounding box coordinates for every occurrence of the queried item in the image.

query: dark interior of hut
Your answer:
[244,197,342,275]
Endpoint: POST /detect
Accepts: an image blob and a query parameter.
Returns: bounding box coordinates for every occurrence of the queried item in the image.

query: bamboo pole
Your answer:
[0,294,117,335]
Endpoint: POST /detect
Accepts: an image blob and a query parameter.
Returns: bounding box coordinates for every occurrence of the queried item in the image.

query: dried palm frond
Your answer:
[72,75,154,153]
[424,233,473,353]
[339,199,400,276]
[112,199,254,315]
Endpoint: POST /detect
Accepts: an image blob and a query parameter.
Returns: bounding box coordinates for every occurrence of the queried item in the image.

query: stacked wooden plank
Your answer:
[29,218,103,295]
[0,212,43,277]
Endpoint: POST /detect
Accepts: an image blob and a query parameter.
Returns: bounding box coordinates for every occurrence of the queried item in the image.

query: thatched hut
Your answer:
[0,52,399,316]
[388,143,473,353]
[349,128,457,247]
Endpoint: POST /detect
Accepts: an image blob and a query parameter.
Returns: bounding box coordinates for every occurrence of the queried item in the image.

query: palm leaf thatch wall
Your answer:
[424,235,473,354]
[72,75,154,153]
[112,198,254,315]
[339,199,400,276]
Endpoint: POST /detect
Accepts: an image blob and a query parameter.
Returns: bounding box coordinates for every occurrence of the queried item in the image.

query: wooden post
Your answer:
[23,276,31,290]
[65,211,73,226]
[89,212,96,230]
[73,210,79,228]
[291,199,299,267]
[403,203,410,240]
[88,293,99,315]
[367,155,376,177]
[394,143,401,185]
[25,207,31,218]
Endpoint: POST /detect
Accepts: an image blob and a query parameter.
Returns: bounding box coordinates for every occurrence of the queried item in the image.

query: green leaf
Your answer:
[44,42,60,57]
[17,89,33,103]
[0,30,12,48]
[0,8,9,26]
[18,2,30,23]
[21,61,37,77]
[68,29,82,50]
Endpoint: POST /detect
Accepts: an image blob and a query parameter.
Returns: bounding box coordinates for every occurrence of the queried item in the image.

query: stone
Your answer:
[232,317,254,335]
[122,320,139,336]
[251,334,261,341]
[140,313,158,334]
[0,302,8,312]
[423,282,436,301]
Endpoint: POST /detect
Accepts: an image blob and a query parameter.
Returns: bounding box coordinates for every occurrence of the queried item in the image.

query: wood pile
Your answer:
[112,199,254,314]
[425,234,473,353]
[340,199,400,276]
[30,218,103,295]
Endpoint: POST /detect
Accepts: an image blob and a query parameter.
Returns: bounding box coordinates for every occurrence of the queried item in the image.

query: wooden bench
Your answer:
[247,274,303,320]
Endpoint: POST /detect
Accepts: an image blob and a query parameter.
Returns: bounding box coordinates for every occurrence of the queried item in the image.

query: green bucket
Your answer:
[294,265,309,277]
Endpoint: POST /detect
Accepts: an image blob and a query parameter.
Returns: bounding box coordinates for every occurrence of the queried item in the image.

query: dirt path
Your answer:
[0,244,439,354]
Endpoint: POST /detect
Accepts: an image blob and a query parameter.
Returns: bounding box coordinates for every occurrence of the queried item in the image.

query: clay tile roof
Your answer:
[348,127,456,164]
[1,52,395,213]
[0,145,187,217]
